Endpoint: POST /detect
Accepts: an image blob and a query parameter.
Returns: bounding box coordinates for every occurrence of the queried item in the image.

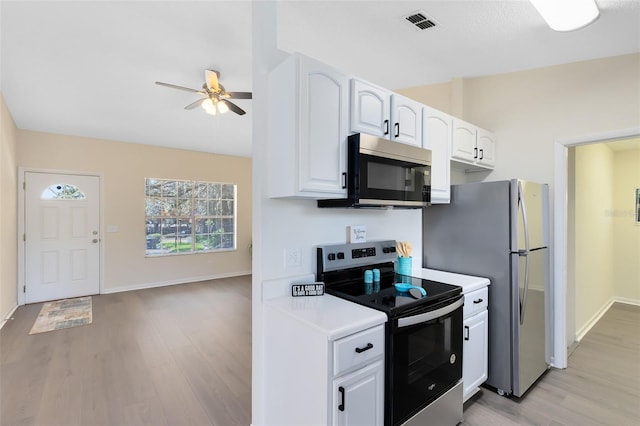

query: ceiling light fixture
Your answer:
[529,0,600,31]
[201,98,228,115]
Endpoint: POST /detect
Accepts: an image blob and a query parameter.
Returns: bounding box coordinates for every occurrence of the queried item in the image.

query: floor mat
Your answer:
[29,296,93,335]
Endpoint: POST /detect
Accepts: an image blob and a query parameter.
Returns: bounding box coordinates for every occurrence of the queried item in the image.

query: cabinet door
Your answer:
[422,106,452,204]
[463,309,489,401]
[477,128,496,168]
[390,94,422,146]
[333,360,384,426]
[350,79,391,138]
[451,118,478,163]
[298,58,349,195]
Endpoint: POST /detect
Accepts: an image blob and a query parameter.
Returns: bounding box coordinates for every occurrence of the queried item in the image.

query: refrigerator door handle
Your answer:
[518,180,531,254]
[518,181,531,325]
[519,252,530,325]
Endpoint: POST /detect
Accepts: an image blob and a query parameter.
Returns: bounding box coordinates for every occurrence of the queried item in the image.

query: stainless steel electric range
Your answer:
[317,240,464,426]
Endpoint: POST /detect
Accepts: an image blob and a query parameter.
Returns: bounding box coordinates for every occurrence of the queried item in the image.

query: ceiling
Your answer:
[2,1,639,158]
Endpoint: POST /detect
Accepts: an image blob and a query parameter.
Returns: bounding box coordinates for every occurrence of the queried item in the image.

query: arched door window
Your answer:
[41,184,86,200]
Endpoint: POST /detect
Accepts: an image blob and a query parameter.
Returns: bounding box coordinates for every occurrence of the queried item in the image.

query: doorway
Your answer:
[20,170,102,304]
[553,129,640,369]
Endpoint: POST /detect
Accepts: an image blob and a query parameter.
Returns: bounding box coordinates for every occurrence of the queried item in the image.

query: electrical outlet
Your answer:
[284,248,302,268]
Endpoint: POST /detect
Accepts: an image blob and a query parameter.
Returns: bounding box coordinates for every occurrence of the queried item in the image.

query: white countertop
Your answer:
[412,267,490,294]
[264,294,387,341]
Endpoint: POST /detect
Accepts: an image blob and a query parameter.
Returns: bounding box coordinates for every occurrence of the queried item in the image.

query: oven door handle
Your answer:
[397,297,463,328]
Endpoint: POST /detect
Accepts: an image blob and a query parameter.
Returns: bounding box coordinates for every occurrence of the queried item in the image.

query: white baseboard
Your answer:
[612,296,640,306]
[0,304,20,330]
[101,270,252,294]
[575,296,640,342]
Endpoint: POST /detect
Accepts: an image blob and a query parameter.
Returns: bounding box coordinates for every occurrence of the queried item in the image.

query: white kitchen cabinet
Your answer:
[451,118,495,171]
[267,53,349,198]
[462,286,489,402]
[422,106,452,204]
[333,359,384,426]
[350,79,422,146]
[263,295,386,426]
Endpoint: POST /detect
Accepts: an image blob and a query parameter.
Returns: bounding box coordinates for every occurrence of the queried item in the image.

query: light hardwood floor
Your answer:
[462,302,640,425]
[1,275,252,426]
[2,278,638,426]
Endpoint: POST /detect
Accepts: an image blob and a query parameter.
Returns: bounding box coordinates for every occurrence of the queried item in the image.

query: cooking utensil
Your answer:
[394,283,426,296]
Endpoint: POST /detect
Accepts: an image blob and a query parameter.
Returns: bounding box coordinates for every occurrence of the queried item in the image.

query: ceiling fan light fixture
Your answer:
[217,100,229,114]
[202,98,217,115]
[530,0,599,32]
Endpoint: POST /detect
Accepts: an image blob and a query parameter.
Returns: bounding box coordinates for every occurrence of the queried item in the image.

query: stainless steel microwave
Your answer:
[317,133,432,208]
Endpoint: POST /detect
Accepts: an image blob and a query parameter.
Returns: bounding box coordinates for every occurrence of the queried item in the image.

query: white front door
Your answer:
[25,172,100,303]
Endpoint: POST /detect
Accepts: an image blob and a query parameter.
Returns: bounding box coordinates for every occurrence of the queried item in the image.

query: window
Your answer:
[145,178,236,256]
[41,184,86,200]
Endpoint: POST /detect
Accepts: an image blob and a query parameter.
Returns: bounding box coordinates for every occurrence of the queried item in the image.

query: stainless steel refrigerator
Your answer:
[422,179,550,397]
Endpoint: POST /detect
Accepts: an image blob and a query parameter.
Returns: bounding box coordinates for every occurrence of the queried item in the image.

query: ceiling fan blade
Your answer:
[184,98,206,110]
[227,92,252,99]
[205,70,220,92]
[155,81,206,95]
[221,99,246,115]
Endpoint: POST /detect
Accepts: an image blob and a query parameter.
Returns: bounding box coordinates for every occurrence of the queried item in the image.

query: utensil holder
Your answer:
[397,256,412,283]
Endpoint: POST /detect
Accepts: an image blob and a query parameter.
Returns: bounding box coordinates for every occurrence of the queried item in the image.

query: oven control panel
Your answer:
[317,240,398,273]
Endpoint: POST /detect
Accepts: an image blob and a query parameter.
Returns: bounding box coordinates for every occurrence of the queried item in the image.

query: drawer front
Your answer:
[334,324,384,377]
[464,287,488,319]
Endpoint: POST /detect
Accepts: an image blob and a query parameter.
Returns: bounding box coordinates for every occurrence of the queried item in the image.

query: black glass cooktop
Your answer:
[321,262,461,317]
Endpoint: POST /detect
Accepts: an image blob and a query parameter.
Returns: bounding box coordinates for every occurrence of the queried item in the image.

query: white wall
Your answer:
[573,143,616,334]
[612,148,640,301]
[0,93,18,323]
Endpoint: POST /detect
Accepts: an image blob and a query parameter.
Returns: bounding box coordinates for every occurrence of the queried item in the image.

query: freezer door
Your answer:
[511,248,549,397]
[511,180,549,252]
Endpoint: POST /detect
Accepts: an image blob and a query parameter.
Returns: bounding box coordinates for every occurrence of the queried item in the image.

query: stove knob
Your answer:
[382,247,390,253]
[328,253,336,261]
[390,247,396,253]
[337,252,345,260]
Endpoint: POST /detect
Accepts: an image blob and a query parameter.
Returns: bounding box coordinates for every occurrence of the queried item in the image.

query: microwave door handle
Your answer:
[397,298,463,328]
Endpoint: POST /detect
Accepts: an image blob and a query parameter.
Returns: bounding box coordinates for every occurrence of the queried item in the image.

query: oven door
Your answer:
[388,296,463,426]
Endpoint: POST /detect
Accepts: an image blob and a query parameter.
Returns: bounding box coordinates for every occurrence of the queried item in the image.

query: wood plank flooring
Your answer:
[2,278,638,426]
[462,302,640,425]
[0,275,252,426]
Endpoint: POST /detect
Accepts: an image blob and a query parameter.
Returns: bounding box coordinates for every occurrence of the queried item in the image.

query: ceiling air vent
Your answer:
[404,11,438,31]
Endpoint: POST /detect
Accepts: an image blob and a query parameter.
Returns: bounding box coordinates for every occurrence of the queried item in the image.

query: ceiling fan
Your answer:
[155,70,252,116]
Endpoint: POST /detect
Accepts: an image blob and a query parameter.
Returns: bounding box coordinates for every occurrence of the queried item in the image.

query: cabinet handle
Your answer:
[473,298,483,304]
[338,386,345,411]
[479,149,484,160]
[474,147,478,159]
[464,325,470,341]
[384,120,390,135]
[341,172,347,189]
[394,122,400,138]
[355,343,373,353]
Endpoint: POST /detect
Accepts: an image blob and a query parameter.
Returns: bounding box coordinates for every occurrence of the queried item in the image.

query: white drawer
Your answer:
[463,287,488,319]
[333,324,384,377]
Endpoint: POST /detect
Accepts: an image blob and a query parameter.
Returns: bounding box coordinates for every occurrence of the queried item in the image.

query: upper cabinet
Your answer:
[351,79,422,146]
[451,118,495,170]
[267,53,349,199]
[422,106,452,204]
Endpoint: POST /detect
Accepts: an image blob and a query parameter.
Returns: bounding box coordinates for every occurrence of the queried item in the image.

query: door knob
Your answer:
[92,239,98,243]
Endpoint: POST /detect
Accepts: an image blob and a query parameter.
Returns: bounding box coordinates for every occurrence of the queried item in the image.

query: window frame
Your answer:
[144,178,237,257]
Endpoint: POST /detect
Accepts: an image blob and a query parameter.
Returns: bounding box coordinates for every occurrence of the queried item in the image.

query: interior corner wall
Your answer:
[17,130,252,293]
[574,143,615,333]
[613,148,640,302]
[0,93,18,321]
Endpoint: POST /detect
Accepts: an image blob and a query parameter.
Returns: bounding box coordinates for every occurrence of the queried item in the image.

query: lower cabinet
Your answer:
[462,286,489,402]
[463,309,488,401]
[333,359,384,426]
